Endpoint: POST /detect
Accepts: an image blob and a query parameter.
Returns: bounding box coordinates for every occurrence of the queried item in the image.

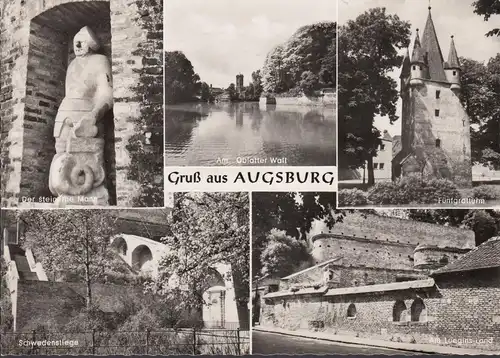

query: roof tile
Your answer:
[432,237,500,275]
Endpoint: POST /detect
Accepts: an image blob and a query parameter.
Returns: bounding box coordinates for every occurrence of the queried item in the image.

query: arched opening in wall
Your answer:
[347,303,356,318]
[111,236,127,256]
[411,298,427,322]
[201,268,227,329]
[131,244,153,274]
[439,255,449,265]
[23,1,116,203]
[393,300,407,322]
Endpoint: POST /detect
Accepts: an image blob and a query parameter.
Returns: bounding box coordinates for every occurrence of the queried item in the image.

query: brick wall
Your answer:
[1,0,164,207]
[110,0,164,206]
[20,22,66,201]
[0,0,30,207]
[262,268,500,351]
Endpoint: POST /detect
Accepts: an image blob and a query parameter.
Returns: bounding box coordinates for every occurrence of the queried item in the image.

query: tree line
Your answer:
[164,21,336,104]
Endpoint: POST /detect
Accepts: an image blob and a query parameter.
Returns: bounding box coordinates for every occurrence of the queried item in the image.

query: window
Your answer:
[380,144,385,151]
[412,65,416,70]
[411,298,427,322]
[435,139,441,148]
[453,71,456,76]
[393,300,407,322]
[379,163,385,169]
[435,109,440,117]
[435,90,440,99]
[347,303,357,318]
[374,163,379,169]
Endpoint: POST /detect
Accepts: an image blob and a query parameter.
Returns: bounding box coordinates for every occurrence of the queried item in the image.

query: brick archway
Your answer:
[22,1,116,202]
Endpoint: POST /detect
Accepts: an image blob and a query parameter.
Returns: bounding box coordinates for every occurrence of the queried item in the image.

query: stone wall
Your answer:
[15,280,147,331]
[404,82,472,187]
[311,235,417,269]
[282,263,427,290]
[0,0,164,207]
[262,269,500,351]
[309,213,475,251]
[260,94,336,107]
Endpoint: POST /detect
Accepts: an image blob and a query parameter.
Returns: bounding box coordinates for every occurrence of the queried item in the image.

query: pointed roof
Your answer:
[410,29,426,64]
[420,7,447,81]
[444,36,460,69]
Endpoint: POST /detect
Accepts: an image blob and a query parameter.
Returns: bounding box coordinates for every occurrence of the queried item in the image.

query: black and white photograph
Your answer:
[0,193,250,355]
[338,0,500,208]
[251,194,500,355]
[0,0,164,208]
[164,0,336,167]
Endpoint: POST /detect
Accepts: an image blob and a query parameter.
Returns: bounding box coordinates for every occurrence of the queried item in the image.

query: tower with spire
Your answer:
[393,6,472,187]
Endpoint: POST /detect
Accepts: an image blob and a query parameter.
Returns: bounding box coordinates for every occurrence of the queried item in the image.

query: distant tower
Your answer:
[393,6,472,187]
[236,73,244,93]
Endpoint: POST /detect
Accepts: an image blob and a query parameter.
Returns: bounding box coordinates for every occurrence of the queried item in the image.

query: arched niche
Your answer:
[23,1,116,202]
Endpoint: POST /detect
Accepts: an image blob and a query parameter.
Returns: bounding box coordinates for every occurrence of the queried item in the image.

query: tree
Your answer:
[200,82,211,102]
[338,8,411,184]
[299,71,319,95]
[260,229,312,278]
[460,55,500,168]
[252,192,346,278]
[261,22,336,95]
[226,83,237,100]
[251,70,263,99]
[407,209,500,246]
[165,51,201,104]
[19,210,117,308]
[149,193,250,328]
[473,0,500,37]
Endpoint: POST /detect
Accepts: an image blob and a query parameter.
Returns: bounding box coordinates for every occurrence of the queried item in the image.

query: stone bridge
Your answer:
[107,234,239,327]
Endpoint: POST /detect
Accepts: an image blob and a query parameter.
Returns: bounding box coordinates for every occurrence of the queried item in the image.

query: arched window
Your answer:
[347,303,356,318]
[411,298,427,322]
[435,138,441,148]
[393,300,407,322]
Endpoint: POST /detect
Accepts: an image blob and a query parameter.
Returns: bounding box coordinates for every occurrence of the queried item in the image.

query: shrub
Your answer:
[472,185,500,201]
[368,175,461,205]
[338,188,368,206]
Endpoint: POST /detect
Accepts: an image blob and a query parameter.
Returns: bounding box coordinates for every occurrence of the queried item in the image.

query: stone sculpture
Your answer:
[49,26,113,206]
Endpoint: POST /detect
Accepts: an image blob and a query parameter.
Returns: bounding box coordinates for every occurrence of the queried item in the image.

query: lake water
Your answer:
[165,102,336,166]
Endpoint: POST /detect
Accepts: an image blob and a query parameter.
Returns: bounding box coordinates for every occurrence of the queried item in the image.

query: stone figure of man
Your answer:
[49,26,113,206]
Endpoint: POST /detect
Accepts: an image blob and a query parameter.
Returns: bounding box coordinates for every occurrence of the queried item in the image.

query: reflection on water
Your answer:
[165,102,336,166]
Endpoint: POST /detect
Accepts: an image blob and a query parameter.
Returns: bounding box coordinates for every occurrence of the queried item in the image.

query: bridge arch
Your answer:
[111,236,128,256]
[201,268,228,328]
[131,244,153,273]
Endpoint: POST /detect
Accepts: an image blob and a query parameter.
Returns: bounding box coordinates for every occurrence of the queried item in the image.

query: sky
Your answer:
[164,0,337,88]
[339,0,500,136]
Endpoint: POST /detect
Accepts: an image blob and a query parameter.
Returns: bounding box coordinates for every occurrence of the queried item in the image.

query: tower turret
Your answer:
[444,35,461,91]
[410,29,426,86]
